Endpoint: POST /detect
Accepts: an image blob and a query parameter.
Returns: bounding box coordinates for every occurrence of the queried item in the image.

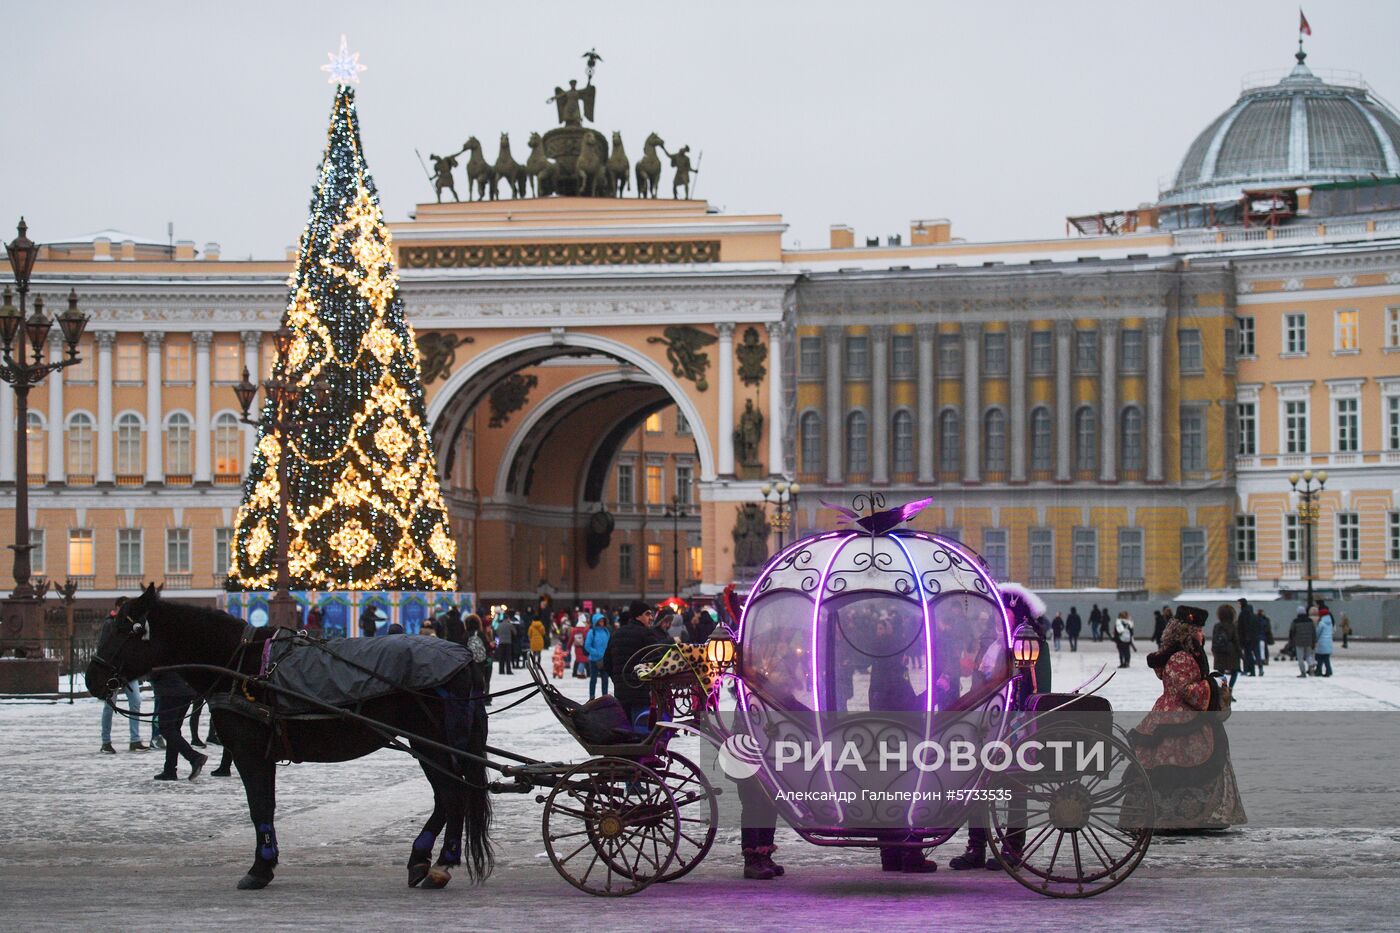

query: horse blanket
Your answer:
[261,632,471,715]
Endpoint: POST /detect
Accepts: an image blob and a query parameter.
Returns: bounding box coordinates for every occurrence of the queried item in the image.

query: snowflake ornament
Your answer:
[321,35,366,85]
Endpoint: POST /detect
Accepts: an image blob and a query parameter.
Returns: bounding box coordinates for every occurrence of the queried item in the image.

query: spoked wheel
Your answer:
[652,750,719,882]
[541,756,680,897]
[989,727,1154,898]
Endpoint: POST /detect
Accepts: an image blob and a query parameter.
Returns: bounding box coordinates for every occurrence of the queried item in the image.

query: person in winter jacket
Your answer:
[1289,607,1317,677]
[1314,602,1335,677]
[1113,612,1136,668]
[1065,610,1082,652]
[584,615,612,699]
[602,601,670,727]
[1211,604,1242,688]
[1051,614,1064,650]
[150,671,207,781]
[527,617,546,666]
[1236,599,1259,676]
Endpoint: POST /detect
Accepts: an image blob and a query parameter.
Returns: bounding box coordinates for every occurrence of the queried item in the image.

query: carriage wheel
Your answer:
[541,757,680,897]
[989,727,1154,898]
[652,751,719,882]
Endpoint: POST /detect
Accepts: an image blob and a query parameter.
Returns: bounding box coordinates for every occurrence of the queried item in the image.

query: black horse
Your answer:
[85,584,492,891]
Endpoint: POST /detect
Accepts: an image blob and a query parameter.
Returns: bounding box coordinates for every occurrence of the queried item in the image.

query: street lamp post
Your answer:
[53,578,78,703]
[662,495,688,599]
[1,219,89,650]
[759,480,801,551]
[1289,469,1327,611]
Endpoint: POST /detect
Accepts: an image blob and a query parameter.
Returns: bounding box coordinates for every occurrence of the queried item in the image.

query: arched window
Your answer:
[938,409,961,474]
[1074,406,1097,475]
[67,413,93,476]
[1120,406,1144,473]
[1029,407,1053,472]
[800,411,822,474]
[846,411,869,475]
[983,408,1007,473]
[214,413,241,476]
[166,413,192,475]
[116,413,142,476]
[891,410,914,474]
[25,412,45,477]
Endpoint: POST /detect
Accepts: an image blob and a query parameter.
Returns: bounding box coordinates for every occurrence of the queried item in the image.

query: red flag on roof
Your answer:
[1299,9,1312,36]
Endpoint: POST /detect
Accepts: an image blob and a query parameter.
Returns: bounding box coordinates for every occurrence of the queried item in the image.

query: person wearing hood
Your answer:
[1314,602,1335,677]
[584,614,612,699]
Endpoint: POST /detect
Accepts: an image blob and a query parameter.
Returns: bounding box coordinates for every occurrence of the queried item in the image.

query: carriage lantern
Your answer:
[703,626,736,672]
[1012,622,1041,667]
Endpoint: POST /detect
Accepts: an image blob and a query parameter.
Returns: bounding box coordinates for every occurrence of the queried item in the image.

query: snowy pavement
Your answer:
[1,639,1399,931]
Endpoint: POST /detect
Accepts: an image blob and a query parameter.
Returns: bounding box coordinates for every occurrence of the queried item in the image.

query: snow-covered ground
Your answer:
[1,639,1398,931]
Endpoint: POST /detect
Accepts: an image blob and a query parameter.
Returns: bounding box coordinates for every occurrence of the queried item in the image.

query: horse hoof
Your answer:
[408,863,430,888]
[420,866,451,889]
[237,873,272,890]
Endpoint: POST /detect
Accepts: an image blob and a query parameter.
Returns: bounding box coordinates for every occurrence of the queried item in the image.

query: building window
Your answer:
[892,334,915,378]
[1072,528,1098,584]
[1113,406,1140,472]
[29,529,45,574]
[938,410,960,473]
[675,411,691,436]
[67,413,94,476]
[1389,396,1400,451]
[982,529,1008,580]
[115,342,142,382]
[1389,512,1400,562]
[891,410,914,474]
[846,411,869,474]
[1234,515,1256,564]
[983,332,1008,375]
[1180,406,1205,472]
[166,413,192,475]
[214,341,242,382]
[618,543,634,583]
[68,529,94,577]
[1237,402,1256,456]
[1285,513,1301,563]
[214,413,241,475]
[645,463,664,504]
[1178,329,1203,373]
[25,411,45,477]
[1284,313,1307,355]
[1387,308,1400,349]
[117,528,143,577]
[1284,400,1309,454]
[646,543,663,582]
[799,336,822,378]
[1030,330,1053,373]
[1120,328,1144,372]
[1074,406,1097,474]
[1335,397,1359,452]
[116,413,142,475]
[675,464,693,506]
[1074,329,1098,372]
[214,527,233,578]
[1180,528,1207,585]
[1029,528,1054,582]
[166,528,192,575]
[1237,316,1255,357]
[845,335,870,379]
[983,408,1007,473]
[938,334,961,376]
[165,341,191,382]
[616,463,634,505]
[644,411,663,434]
[689,544,703,580]
[1030,407,1053,471]
[1335,309,1360,352]
[800,412,822,474]
[1118,528,1144,584]
[1336,513,1360,563]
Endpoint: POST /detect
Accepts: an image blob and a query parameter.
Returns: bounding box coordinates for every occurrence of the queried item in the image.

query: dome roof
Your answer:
[1160,56,1400,206]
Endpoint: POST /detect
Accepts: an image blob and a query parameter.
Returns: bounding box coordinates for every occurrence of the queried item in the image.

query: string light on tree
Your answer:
[230,44,455,594]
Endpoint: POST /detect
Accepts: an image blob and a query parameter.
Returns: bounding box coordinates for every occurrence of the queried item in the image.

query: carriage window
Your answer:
[821,593,930,714]
[928,593,1009,712]
[740,592,818,712]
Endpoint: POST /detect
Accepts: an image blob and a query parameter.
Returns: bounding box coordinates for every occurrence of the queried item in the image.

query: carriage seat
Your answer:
[570,695,641,745]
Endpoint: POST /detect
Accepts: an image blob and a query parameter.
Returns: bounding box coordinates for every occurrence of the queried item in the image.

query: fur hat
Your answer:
[1176,604,1209,627]
[999,582,1047,621]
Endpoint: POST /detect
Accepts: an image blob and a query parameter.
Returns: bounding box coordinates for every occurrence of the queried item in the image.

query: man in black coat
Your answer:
[150,672,207,781]
[1065,607,1082,652]
[601,600,669,728]
[1237,598,1259,676]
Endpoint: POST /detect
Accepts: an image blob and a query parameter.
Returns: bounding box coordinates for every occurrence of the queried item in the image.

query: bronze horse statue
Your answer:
[607,131,630,197]
[491,133,526,200]
[462,137,495,202]
[525,132,556,198]
[576,133,609,198]
[636,133,664,199]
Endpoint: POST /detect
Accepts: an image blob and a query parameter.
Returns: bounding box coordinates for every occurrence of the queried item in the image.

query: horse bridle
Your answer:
[90,603,154,700]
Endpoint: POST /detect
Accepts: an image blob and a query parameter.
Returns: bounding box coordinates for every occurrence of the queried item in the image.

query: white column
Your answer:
[193,331,213,483]
[870,324,890,485]
[1100,320,1119,483]
[915,323,937,485]
[1146,318,1165,483]
[1009,321,1028,484]
[95,331,116,483]
[0,380,13,483]
[716,322,736,477]
[765,321,784,478]
[145,332,164,482]
[1055,319,1073,483]
[824,325,844,485]
[962,322,981,483]
[47,333,65,483]
[241,331,262,463]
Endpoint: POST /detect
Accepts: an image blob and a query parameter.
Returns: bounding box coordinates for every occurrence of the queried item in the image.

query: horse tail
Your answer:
[462,679,494,881]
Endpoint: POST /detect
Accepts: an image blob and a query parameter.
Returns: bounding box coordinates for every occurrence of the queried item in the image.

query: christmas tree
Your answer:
[230,64,456,593]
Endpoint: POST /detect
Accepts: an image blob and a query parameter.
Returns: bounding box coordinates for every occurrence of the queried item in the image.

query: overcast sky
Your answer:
[7,1,1400,259]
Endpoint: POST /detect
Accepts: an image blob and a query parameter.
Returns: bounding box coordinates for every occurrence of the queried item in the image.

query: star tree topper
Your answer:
[322,34,366,86]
